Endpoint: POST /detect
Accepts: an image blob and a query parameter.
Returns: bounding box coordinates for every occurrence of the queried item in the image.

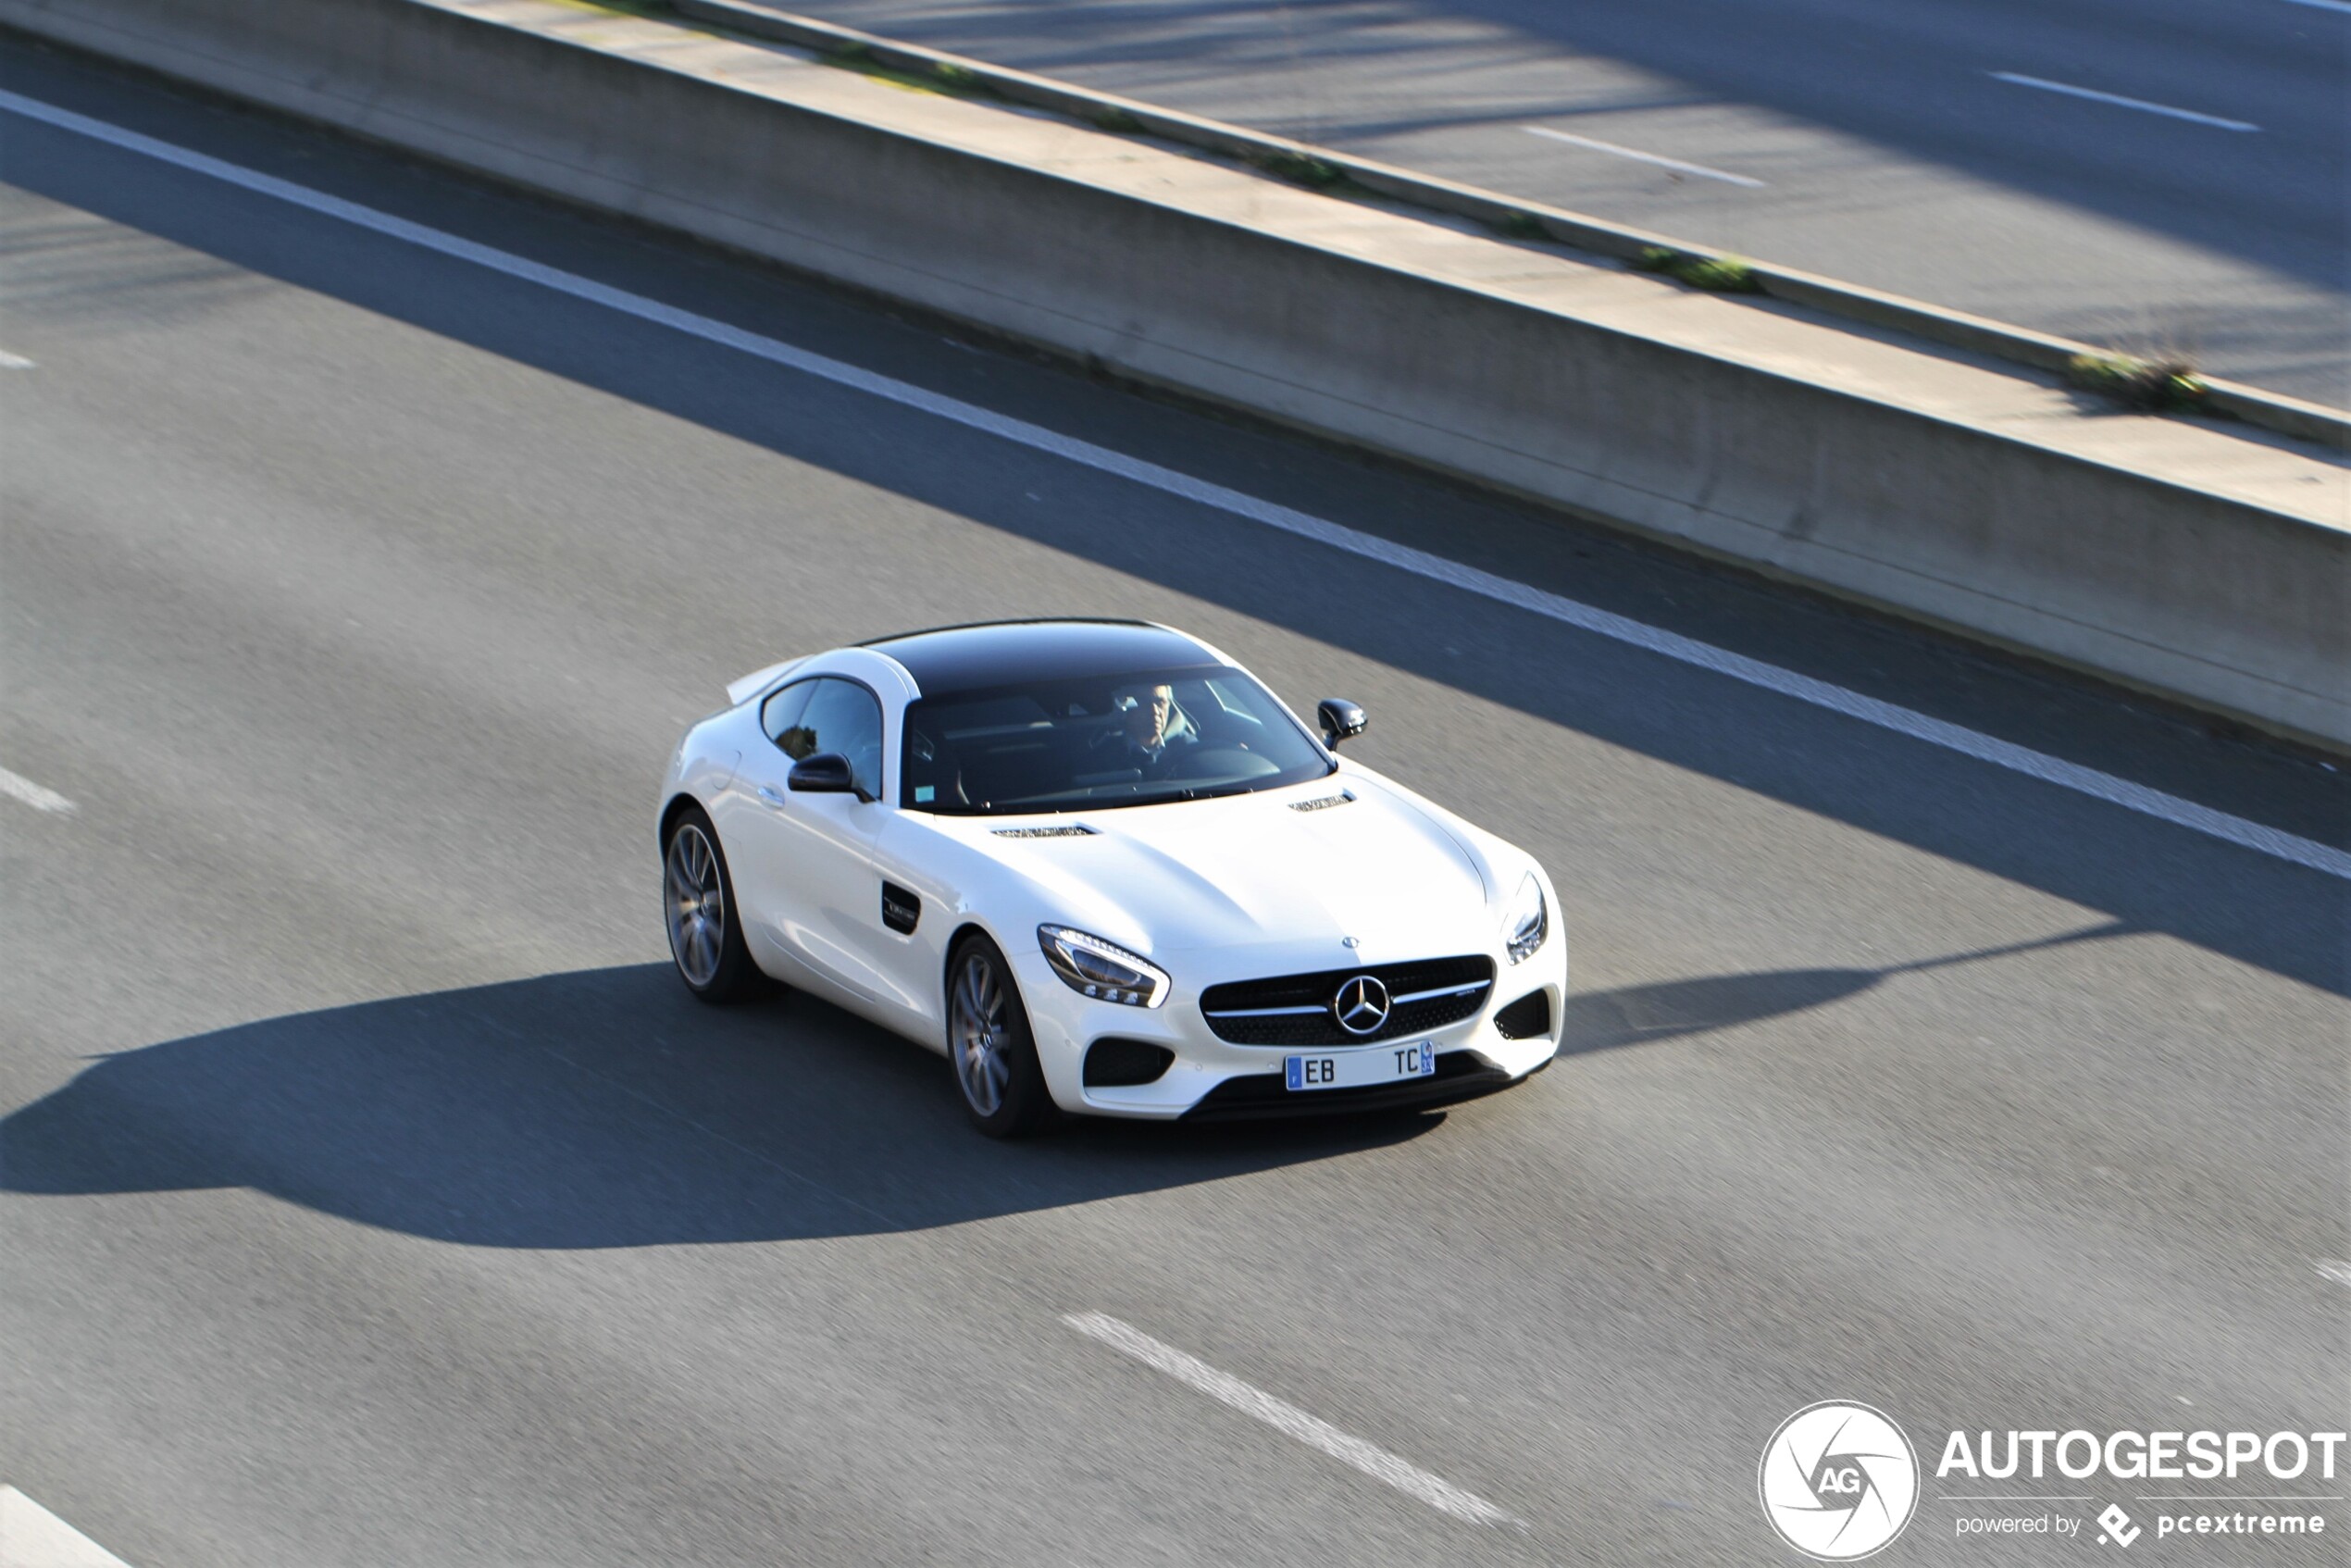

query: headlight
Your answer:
[1038,925,1170,1007]
[1502,873,1548,964]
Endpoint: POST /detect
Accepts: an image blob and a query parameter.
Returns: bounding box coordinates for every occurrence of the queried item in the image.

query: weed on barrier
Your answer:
[1254,151,1352,192]
[819,41,999,100]
[2067,352,2212,414]
[1632,245,1762,293]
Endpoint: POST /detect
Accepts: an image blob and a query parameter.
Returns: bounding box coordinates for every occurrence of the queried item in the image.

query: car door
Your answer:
[719,676,891,1002]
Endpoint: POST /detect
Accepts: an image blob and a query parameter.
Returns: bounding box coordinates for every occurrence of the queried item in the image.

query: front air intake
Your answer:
[1083,1038,1175,1087]
[1493,989,1551,1040]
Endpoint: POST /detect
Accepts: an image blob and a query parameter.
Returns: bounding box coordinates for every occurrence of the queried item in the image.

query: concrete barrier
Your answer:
[671,0,2346,454]
[7,0,2345,748]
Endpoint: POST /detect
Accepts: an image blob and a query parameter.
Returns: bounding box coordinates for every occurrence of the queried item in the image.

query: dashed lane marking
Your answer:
[0,765,76,815]
[5,88,2343,881]
[0,1487,138,1568]
[1988,72,2261,131]
[1522,125,1763,186]
[1064,1312,1521,1526]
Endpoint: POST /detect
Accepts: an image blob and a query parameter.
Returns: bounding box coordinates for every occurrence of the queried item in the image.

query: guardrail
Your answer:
[675,0,2347,453]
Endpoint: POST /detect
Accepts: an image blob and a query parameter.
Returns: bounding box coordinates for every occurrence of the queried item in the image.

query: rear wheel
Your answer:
[664,808,764,1003]
[947,933,1056,1138]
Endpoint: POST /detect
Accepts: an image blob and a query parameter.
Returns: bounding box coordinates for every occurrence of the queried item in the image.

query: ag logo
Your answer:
[1759,1401,1920,1561]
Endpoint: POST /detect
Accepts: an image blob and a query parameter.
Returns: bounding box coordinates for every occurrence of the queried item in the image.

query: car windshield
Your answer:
[900,665,1335,814]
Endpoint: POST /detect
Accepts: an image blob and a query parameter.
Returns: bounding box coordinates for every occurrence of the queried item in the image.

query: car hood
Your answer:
[974,777,1496,962]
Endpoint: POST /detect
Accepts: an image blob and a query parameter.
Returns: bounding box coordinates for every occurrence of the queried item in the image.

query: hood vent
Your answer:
[992,824,1099,839]
[1289,790,1357,813]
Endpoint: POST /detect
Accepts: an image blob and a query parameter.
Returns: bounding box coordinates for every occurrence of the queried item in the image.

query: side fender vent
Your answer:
[992,824,1099,839]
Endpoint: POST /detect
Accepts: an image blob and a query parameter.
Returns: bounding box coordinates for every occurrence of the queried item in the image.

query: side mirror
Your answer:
[789,752,870,802]
[1317,698,1368,750]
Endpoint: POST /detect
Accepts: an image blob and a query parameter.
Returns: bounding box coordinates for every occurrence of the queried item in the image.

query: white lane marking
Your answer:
[0,349,34,368]
[8,87,2345,882]
[1522,125,1764,186]
[1063,1313,1520,1525]
[1988,72,2261,131]
[2317,1259,2351,1288]
[0,1487,139,1568]
[2280,0,2351,14]
[0,765,77,815]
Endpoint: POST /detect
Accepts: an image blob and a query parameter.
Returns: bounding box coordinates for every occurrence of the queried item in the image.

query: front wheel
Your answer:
[663,807,765,1003]
[947,933,1057,1138]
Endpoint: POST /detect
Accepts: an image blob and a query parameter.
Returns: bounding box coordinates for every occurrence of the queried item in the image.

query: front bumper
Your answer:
[1014,943,1566,1120]
[1181,1049,1522,1121]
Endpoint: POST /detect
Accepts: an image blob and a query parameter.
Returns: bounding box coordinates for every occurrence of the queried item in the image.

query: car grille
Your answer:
[1199,955,1494,1046]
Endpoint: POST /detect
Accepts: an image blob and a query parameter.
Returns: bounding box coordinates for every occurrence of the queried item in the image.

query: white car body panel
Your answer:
[711,649,915,1014]
[661,624,1565,1119]
[724,655,805,708]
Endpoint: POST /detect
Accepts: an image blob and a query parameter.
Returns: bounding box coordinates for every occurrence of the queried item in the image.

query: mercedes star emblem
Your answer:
[1332,974,1391,1036]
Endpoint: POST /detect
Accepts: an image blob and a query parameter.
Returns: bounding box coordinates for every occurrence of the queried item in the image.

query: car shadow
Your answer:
[1564,968,1879,1055]
[1,927,2135,1248]
[0,964,1452,1249]
[1561,917,2140,1054]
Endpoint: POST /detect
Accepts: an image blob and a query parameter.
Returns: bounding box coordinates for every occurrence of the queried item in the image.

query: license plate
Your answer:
[1286,1040,1434,1091]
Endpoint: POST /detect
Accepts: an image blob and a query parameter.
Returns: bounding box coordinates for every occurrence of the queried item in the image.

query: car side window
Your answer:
[761,679,818,753]
[793,678,885,801]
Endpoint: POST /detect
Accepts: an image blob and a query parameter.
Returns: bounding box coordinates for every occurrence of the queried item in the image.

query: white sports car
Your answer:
[658,620,1564,1135]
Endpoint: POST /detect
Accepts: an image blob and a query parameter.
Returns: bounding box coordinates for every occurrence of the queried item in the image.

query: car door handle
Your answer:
[757,783,790,809]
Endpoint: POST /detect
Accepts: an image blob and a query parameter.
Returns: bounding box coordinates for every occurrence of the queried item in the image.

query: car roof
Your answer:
[862,619,1222,698]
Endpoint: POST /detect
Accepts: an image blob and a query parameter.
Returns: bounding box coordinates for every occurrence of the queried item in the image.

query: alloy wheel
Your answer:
[665,824,726,988]
[951,951,1012,1116]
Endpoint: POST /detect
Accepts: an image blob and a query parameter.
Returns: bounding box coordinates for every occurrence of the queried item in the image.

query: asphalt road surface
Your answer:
[3,39,2346,1568]
[765,0,2349,405]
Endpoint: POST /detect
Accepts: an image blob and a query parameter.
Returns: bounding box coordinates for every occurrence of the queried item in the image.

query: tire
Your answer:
[663,806,765,1003]
[946,932,1057,1138]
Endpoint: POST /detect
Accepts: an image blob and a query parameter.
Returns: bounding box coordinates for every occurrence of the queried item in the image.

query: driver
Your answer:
[1099,681,1198,774]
